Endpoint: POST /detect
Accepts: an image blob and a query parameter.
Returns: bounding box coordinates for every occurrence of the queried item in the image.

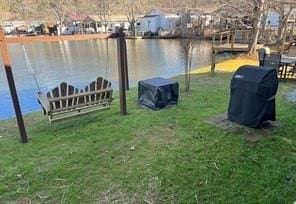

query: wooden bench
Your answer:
[38,77,113,122]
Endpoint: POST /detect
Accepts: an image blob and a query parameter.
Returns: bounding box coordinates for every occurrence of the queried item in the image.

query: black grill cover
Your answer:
[138,77,179,110]
[228,65,279,128]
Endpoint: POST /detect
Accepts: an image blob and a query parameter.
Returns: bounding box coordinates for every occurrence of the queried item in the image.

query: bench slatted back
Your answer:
[85,77,112,103]
[46,77,112,113]
[47,82,80,111]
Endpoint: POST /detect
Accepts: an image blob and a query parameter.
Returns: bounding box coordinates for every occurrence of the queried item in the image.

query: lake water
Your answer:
[0,39,230,120]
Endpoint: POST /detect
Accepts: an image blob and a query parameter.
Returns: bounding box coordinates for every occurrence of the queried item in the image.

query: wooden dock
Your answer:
[213,43,263,53]
[210,30,264,75]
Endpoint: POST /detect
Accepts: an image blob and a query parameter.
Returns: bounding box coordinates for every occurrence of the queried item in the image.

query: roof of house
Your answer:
[83,15,101,23]
[143,8,178,18]
[66,13,87,22]
[142,8,203,18]
[142,14,160,18]
[82,14,128,22]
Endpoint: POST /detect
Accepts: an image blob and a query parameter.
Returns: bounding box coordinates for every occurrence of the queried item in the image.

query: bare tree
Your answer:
[271,1,296,50]
[0,0,8,25]
[45,0,73,35]
[218,0,267,54]
[218,0,296,54]
[176,10,198,92]
[248,0,266,54]
[95,0,112,33]
[10,0,33,21]
[121,0,142,36]
[9,0,39,33]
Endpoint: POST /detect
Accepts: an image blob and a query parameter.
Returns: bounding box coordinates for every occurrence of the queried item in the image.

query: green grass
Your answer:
[1,72,296,203]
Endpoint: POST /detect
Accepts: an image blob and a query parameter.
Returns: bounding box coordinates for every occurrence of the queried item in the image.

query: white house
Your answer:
[267,10,280,28]
[2,22,15,34]
[83,15,129,33]
[267,8,296,28]
[137,9,180,33]
[108,15,130,33]
[200,14,216,27]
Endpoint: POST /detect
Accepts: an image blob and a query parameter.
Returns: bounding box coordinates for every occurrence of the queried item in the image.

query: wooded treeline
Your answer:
[0,0,219,21]
[0,0,295,54]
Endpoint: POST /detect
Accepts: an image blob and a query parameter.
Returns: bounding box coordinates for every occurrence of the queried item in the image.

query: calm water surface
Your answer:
[0,39,230,119]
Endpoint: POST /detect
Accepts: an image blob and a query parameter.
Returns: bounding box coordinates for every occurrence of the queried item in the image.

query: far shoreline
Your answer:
[5,33,111,44]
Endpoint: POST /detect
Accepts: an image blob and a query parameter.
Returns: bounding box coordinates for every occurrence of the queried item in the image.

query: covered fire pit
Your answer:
[138,77,179,110]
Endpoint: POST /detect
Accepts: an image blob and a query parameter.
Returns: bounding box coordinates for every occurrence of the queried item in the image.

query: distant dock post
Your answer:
[211,33,216,76]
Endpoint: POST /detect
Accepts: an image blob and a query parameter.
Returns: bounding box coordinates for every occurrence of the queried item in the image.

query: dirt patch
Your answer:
[205,113,280,145]
[0,113,45,138]
[97,177,165,204]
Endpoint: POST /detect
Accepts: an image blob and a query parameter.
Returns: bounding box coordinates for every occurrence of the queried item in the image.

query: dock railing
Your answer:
[212,29,252,49]
[210,29,256,75]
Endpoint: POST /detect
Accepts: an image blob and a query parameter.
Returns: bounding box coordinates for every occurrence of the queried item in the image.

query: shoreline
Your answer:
[192,55,258,74]
[0,55,258,122]
[5,33,111,44]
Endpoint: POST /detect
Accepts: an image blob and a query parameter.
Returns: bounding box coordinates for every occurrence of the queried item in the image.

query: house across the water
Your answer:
[83,15,102,33]
[267,8,296,28]
[82,15,129,33]
[137,9,180,35]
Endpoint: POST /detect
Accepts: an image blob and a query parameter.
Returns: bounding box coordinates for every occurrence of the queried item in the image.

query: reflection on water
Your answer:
[0,39,230,119]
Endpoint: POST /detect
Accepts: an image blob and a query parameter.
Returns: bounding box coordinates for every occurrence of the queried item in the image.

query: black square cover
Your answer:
[138,77,179,110]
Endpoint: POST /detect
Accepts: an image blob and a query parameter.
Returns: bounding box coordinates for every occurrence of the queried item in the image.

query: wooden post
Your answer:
[0,28,28,143]
[281,22,288,54]
[117,28,128,115]
[123,39,129,91]
[231,30,235,49]
[226,32,230,44]
[246,30,249,44]
[211,48,216,76]
[289,21,295,43]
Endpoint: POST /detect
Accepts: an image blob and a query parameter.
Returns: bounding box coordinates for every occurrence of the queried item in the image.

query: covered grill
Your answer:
[228,65,279,128]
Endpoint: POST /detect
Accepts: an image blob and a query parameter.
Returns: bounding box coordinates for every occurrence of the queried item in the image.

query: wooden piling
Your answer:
[117,28,128,115]
[123,39,129,91]
[231,30,235,49]
[211,49,216,76]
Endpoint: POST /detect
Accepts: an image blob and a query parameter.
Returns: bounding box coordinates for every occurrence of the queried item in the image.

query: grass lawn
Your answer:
[0,71,296,203]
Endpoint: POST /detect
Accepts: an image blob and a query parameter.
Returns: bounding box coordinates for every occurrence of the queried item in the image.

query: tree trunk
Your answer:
[248,1,264,54]
[248,21,261,54]
[289,22,295,43]
[277,16,284,44]
[129,19,136,37]
[277,14,286,47]
[104,24,107,33]
[59,23,63,36]
[129,20,136,37]
[261,9,268,31]
[277,7,293,50]
[281,22,288,54]
[184,51,190,92]
[59,17,63,36]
